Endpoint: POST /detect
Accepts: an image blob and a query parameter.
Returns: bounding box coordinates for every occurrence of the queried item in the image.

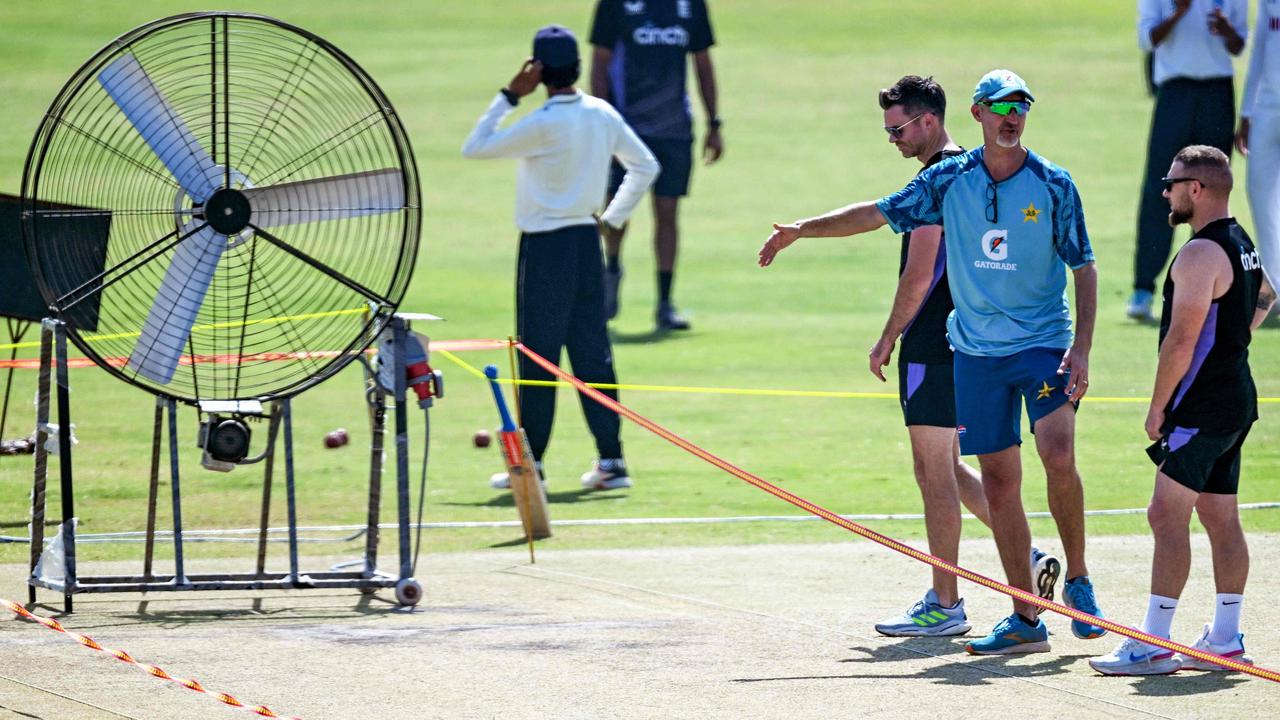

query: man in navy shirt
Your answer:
[590,0,723,330]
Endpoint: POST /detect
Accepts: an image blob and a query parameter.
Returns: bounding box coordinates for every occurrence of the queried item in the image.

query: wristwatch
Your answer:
[708,116,723,130]
[500,88,520,107]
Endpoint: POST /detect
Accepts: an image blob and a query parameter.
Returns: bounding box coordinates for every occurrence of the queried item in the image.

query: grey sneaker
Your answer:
[1032,546,1061,608]
[655,302,690,331]
[1126,290,1155,322]
[581,458,630,490]
[490,462,544,490]
[874,588,971,637]
[604,266,623,320]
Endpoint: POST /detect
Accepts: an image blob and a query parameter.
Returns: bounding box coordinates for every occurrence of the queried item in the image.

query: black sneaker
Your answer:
[655,302,690,331]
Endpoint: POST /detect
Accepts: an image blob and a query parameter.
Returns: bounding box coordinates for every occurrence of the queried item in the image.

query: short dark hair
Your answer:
[1173,144,1233,192]
[879,75,946,120]
[542,61,581,90]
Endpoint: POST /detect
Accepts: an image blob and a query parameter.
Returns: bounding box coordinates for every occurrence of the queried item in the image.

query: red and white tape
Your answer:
[3,599,302,718]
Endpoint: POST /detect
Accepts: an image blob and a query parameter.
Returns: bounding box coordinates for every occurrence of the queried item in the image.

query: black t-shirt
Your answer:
[589,0,715,140]
[897,148,964,364]
[1158,217,1261,433]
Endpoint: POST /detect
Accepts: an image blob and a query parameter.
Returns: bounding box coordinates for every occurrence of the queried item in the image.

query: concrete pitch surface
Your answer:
[1,534,1276,719]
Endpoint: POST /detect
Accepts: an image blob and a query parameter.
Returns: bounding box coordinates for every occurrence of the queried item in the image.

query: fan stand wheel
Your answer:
[394,577,422,606]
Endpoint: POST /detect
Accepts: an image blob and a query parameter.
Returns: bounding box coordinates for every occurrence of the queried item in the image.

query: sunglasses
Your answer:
[981,100,1032,116]
[884,113,925,139]
[1161,176,1201,191]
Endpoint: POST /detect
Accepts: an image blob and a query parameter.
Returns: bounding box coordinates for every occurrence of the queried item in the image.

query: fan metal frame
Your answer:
[20,11,421,405]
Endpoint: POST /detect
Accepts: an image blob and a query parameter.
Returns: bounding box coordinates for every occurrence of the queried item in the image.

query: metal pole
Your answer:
[28,320,54,605]
[167,397,188,586]
[53,321,76,612]
[142,397,163,583]
[255,403,281,577]
[364,382,386,577]
[283,398,300,582]
[394,319,412,580]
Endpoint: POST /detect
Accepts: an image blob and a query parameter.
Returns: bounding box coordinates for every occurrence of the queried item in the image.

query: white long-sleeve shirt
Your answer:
[1137,0,1248,85]
[1243,0,1280,118]
[462,90,659,233]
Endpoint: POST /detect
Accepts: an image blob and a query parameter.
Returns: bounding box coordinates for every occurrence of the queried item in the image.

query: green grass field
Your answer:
[0,0,1277,569]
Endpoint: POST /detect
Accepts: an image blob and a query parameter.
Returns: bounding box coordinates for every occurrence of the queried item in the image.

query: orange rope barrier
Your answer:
[514,341,1280,682]
[3,599,302,718]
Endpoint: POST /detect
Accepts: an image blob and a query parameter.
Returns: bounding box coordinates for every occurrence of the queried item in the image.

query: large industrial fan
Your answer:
[20,12,433,610]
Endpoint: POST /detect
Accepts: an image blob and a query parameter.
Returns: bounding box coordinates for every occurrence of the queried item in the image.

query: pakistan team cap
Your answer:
[973,69,1035,103]
[533,25,579,68]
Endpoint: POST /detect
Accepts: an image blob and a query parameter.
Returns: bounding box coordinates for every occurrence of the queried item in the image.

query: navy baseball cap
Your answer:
[532,25,579,68]
[972,69,1035,103]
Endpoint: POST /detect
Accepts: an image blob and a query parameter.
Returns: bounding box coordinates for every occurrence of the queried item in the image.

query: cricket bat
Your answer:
[484,365,552,540]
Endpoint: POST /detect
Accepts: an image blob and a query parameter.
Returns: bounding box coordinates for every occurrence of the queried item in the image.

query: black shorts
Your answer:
[899,360,956,428]
[609,136,692,198]
[1146,423,1252,495]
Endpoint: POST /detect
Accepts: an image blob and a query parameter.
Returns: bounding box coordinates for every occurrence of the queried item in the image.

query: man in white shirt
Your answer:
[462,25,659,491]
[1236,0,1280,300]
[1129,0,1248,322]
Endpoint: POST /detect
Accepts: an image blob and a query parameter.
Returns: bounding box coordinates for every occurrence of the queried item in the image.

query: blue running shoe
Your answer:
[874,589,971,637]
[964,613,1050,655]
[1063,576,1107,639]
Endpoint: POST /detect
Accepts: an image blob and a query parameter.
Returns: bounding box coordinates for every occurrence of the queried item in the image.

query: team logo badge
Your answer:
[624,0,645,15]
[677,0,692,18]
[957,425,967,437]
[1036,381,1054,400]
[1022,202,1040,223]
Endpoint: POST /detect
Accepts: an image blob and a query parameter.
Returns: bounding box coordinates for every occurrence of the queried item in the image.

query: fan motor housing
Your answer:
[198,414,251,468]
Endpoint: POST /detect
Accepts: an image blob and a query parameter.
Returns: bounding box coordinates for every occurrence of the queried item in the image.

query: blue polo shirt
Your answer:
[590,0,715,140]
[875,147,1094,357]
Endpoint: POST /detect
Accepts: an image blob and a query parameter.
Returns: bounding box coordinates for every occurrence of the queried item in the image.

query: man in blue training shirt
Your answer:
[759,70,1106,656]
[590,0,723,331]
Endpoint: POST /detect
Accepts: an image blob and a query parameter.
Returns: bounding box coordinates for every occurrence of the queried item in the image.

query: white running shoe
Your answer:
[874,588,971,637]
[581,458,631,490]
[490,462,544,490]
[1178,624,1254,671]
[1089,636,1181,676]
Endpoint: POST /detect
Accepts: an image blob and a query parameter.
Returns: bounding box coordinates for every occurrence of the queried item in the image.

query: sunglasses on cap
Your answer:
[883,113,924,139]
[980,100,1032,116]
[1160,176,1201,191]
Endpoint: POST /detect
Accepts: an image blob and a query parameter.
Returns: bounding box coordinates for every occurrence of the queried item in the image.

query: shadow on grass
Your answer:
[1129,671,1251,696]
[442,488,629,509]
[734,640,1091,686]
[609,326,691,345]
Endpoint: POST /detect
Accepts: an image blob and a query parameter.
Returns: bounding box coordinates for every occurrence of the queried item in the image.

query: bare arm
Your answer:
[590,46,612,101]
[1209,8,1245,56]
[1146,242,1227,439]
[1058,262,1097,401]
[693,50,722,164]
[758,202,888,267]
[868,226,941,381]
[1252,268,1277,331]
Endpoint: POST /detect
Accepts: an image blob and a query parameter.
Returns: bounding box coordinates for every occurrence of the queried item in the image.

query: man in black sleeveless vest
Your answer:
[1091,145,1276,676]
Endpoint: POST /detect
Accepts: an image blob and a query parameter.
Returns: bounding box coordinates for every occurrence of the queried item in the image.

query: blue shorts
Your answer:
[609,137,693,198]
[953,347,1074,456]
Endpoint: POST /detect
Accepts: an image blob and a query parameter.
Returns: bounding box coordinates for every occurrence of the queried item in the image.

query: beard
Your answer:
[1168,205,1193,226]
[995,132,1020,149]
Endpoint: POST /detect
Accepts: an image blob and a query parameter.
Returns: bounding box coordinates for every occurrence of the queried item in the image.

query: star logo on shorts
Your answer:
[1023,202,1040,223]
[1036,381,1054,399]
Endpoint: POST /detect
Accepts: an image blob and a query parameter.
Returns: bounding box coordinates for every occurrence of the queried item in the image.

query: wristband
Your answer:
[500,88,520,107]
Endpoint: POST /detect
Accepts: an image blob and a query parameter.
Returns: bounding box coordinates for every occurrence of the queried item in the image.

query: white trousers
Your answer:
[1247,111,1280,287]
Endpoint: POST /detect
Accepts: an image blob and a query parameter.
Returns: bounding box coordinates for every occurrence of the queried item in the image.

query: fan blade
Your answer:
[244,169,405,228]
[127,224,226,384]
[98,53,221,202]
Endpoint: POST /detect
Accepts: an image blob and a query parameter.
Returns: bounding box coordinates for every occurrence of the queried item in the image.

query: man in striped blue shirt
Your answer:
[759,70,1106,656]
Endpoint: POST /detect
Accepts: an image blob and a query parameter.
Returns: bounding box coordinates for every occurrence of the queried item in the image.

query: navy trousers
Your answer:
[516,224,623,463]
[1133,77,1235,293]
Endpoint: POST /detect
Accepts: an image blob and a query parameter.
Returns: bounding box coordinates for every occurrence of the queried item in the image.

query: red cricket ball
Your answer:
[324,431,344,449]
[473,429,492,449]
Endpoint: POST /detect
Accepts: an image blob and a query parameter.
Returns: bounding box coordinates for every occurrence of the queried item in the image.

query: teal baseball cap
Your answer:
[972,69,1035,103]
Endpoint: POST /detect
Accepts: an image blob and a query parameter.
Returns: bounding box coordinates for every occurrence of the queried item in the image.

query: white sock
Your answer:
[1208,593,1244,644]
[1141,594,1178,641]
